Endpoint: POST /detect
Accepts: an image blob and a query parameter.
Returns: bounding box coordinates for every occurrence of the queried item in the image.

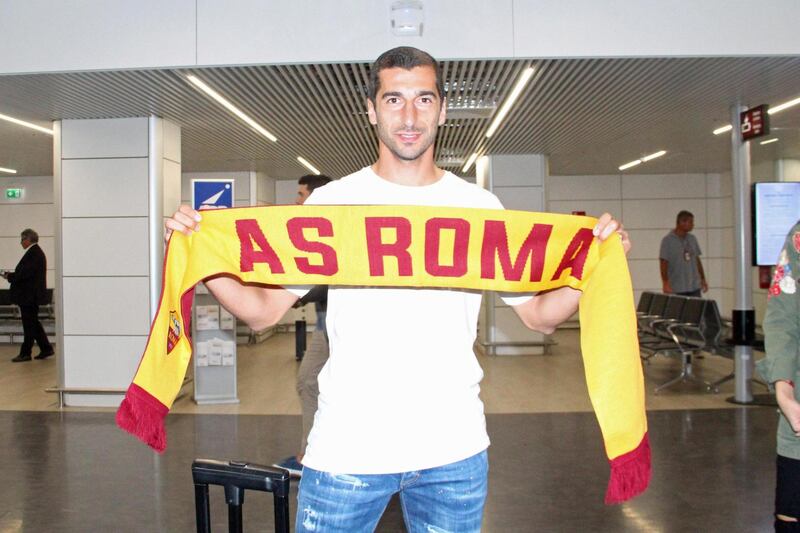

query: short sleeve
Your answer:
[284,285,311,299]
[499,292,535,306]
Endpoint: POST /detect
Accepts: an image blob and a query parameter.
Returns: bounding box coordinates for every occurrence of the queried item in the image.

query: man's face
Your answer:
[20,237,30,249]
[367,66,446,162]
[678,216,694,233]
[295,184,311,205]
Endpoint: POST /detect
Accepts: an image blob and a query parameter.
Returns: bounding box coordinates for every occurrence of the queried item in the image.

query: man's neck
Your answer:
[674,228,688,238]
[371,146,443,186]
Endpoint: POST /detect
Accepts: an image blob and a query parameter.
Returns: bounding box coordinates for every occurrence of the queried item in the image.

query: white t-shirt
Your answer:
[291,166,533,474]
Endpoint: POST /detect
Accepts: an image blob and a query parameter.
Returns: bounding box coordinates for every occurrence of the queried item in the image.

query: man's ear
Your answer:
[367,98,377,126]
[438,96,447,126]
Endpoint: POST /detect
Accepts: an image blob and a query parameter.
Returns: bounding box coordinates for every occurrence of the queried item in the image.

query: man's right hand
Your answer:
[164,205,203,244]
[662,281,672,294]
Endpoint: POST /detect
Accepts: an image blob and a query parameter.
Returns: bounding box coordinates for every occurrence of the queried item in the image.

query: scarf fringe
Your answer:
[605,433,651,504]
[115,383,169,453]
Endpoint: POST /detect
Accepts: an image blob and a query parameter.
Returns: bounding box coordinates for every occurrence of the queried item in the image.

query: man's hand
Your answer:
[594,213,632,255]
[777,381,800,436]
[662,281,673,294]
[701,280,709,293]
[164,205,202,244]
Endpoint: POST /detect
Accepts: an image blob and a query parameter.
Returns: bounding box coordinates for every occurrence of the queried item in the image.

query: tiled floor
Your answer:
[0,330,780,532]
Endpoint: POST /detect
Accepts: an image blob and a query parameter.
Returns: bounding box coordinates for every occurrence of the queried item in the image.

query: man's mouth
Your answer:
[396,131,422,143]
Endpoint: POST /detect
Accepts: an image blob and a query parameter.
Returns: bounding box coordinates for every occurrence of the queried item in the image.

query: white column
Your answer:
[482,154,547,355]
[54,116,180,406]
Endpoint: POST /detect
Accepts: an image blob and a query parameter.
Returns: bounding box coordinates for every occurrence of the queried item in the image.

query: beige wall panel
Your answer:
[621,198,707,230]
[494,187,544,212]
[622,174,707,199]
[62,277,150,335]
[0,204,55,237]
[546,175,620,201]
[62,118,149,159]
[62,158,149,217]
[62,218,149,276]
[63,335,147,388]
[548,199,623,219]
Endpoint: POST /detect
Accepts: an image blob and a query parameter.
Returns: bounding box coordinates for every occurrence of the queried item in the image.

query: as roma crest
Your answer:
[167,310,181,353]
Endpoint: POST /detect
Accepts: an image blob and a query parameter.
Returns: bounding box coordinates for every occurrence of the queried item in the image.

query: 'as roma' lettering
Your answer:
[551,228,594,281]
[286,217,339,275]
[364,217,413,276]
[425,218,470,277]
[236,219,285,273]
[480,221,552,281]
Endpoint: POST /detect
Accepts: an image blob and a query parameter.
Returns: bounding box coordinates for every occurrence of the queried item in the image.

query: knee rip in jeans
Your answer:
[332,473,369,489]
[302,506,321,531]
[777,514,799,522]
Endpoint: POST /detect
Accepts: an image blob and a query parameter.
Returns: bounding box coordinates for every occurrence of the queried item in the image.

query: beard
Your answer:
[375,118,438,162]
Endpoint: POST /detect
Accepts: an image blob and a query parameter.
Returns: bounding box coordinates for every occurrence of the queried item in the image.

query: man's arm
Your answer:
[696,257,708,292]
[166,205,299,330]
[659,259,672,293]
[512,213,630,333]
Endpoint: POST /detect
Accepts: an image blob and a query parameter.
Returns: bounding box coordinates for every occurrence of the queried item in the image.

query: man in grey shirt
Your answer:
[659,210,708,297]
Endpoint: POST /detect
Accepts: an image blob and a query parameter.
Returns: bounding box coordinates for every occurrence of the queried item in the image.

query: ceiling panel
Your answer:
[0,56,798,179]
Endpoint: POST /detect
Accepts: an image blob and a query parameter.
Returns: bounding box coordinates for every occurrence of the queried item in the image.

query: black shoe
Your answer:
[34,350,55,360]
[11,354,32,363]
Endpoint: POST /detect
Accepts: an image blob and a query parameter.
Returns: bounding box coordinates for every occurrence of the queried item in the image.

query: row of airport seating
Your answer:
[635,291,762,394]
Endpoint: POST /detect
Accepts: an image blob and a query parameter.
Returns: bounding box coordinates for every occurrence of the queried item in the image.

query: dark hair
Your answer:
[20,228,38,243]
[368,46,444,104]
[676,210,694,223]
[298,174,333,192]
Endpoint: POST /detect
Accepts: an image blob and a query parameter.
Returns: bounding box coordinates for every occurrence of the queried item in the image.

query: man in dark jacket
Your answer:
[3,229,53,362]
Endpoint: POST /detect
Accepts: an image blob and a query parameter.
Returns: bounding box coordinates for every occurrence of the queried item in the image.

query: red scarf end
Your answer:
[116,383,169,453]
[604,433,651,504]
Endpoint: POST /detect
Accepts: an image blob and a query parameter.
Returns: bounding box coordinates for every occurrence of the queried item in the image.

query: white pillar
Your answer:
[54,116,181,406]
[481,154,548,355]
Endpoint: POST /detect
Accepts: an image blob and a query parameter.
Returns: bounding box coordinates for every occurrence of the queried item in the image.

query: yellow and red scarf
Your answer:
[116,205,649,503]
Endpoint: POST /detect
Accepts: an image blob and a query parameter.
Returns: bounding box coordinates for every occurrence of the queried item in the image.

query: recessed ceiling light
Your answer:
[0,166,18,174]
[768,96,800,115]
[0,113,53,135]
[713,125,733,135]
[297,156,321,175]
[462,152,479,172]
[618,159,642,171]
[642,150,667,162]
[760,138,779,145]
[186,75,277,142]
[485,67,535,139]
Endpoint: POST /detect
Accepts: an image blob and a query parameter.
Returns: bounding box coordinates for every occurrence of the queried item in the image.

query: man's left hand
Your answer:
[594,213,632,255]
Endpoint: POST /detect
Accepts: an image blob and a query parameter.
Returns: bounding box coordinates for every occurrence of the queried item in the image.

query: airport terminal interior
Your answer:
[1,2,800,532]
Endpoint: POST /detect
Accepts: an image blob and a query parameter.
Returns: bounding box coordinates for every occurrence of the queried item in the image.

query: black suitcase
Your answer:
[192,459,291,533]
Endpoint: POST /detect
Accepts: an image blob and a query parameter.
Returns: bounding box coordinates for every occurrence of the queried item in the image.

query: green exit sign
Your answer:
[5,188,22,199]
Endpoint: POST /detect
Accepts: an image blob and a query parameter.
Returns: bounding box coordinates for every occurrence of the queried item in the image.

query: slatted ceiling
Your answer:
[0,57,799,178]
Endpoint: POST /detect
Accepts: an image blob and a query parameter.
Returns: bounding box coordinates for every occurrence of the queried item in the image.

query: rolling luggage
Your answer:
[192,459,291,533]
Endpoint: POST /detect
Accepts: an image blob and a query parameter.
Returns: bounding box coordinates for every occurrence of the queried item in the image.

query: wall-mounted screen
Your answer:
[753,182,800,266]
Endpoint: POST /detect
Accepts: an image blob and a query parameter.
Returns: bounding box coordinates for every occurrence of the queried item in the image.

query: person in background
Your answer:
[3,228,54,362]
[274,173,333,477]
[659,210,708,297]
[758,221,800,532]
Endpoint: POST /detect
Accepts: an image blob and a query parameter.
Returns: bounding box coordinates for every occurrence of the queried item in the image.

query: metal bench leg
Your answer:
[655,352,711,394]
[194,483,211,533]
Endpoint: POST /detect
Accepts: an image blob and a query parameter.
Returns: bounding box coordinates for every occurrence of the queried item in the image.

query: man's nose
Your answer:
[402,102,417,127]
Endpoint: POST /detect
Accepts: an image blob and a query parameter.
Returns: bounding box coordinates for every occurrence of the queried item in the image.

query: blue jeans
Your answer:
[296,450,488,532]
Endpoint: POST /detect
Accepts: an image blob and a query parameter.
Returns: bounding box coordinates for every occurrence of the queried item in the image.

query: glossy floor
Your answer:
[0,331,780,532]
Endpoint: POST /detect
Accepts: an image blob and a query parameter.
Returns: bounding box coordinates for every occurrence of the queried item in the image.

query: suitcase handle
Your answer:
[192,459,291,533]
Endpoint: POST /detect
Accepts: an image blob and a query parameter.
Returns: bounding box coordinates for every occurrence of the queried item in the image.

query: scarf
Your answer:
[116,204,649,504]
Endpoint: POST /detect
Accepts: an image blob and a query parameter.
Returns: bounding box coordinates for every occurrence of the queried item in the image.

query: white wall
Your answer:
[546,172,737,318]
[0,175,55,289]
[2,0,799,74]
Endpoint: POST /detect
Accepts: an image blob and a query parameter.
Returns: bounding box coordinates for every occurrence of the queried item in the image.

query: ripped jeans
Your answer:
[296,450,488,532]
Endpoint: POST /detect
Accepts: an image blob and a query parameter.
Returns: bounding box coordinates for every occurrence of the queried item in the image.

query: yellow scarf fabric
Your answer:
[117,205,649,503]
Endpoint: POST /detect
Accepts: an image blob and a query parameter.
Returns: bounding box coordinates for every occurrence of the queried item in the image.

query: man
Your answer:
[659,210,708,297]
[166,47,630,532]
[274,173,333,477]
[758,221,800,531]
[3,229,54,362]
